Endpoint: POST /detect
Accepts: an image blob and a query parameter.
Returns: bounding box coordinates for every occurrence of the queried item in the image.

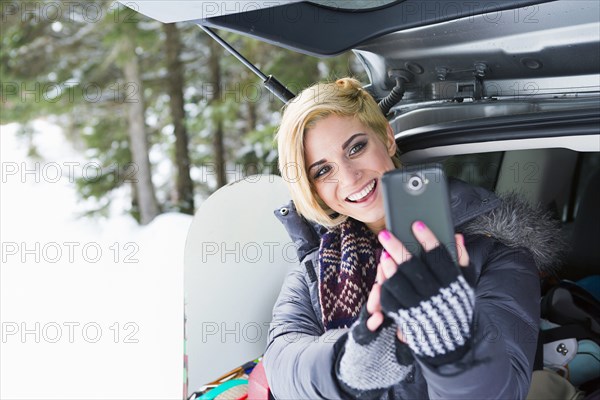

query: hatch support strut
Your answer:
[198,25,296,104]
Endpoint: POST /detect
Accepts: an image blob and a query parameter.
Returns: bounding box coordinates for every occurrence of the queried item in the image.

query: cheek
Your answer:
[315,183,339,208]
[315,184,332,201]
[384,157,396,170]
[376,148,396,170]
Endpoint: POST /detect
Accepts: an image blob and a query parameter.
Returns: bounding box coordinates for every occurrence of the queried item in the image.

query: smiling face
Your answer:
[304,114,397,233]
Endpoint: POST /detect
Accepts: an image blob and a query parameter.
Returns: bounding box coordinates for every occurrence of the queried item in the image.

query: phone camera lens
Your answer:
[408,175,423,191]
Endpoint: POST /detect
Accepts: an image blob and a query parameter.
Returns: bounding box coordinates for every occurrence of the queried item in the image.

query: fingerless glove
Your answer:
[380,245,475,366]
[335,306,414,398]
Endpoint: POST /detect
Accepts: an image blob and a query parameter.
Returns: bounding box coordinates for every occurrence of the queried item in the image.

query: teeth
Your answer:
[347,180,376,202]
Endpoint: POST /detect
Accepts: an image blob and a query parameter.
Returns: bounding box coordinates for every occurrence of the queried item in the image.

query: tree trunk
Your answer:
[164,22,194,214]
[245,101,259,176]
[122,36,160,225]
[246,101,257,134]
[208,38,227,189]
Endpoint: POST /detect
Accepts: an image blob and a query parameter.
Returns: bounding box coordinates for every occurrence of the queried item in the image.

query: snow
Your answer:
[1,120,191,399]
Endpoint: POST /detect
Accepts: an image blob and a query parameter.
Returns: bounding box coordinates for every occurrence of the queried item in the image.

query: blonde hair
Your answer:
[276,77,401,228]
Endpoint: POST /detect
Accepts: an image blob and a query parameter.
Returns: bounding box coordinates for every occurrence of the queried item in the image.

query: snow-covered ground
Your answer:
[1,120,191,399]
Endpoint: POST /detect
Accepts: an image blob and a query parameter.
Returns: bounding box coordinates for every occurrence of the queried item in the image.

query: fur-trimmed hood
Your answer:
[461,191,566,275]
[274,178,565,275]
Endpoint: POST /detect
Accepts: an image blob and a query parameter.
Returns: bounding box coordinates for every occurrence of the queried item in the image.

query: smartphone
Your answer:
[381,163,458,264]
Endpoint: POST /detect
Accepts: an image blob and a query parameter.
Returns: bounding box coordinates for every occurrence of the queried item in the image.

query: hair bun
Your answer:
[335,77,361,90]
[335,77,364,100]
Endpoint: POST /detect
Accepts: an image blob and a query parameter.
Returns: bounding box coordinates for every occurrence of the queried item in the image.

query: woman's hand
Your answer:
[366,221,470,337]
[373,221,475,365]
[365,265,386,331]
[378,220,470,269]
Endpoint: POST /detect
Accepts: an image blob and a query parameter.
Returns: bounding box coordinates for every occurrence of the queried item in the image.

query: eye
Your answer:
[314,164,332,180]
[349,141,367,156]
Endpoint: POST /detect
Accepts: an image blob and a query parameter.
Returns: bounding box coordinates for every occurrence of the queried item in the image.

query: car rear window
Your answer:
[442,152,503,192]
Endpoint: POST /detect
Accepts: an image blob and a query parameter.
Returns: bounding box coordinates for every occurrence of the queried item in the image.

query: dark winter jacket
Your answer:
[264,179,564,400]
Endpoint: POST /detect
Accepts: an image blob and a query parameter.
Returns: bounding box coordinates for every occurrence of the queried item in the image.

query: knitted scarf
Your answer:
[318,218,381,331]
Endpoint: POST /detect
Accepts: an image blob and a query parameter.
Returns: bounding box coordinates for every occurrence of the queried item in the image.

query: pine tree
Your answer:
[1,1,368,219]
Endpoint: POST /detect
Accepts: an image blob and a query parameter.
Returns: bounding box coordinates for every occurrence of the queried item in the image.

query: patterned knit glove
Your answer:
[380,245,475,367]
[335,306,414,399]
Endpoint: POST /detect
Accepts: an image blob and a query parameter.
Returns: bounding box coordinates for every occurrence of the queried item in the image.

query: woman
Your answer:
[263,78,562,399]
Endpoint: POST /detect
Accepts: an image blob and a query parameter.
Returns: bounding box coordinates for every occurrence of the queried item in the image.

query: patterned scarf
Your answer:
[318,218,381,331]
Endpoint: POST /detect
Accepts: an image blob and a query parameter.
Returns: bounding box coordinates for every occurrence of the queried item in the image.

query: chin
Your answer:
[354,212,385,226]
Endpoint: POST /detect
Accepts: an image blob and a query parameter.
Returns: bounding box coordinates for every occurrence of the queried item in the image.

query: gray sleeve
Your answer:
[419,243,540,400]
[263,263,349,400]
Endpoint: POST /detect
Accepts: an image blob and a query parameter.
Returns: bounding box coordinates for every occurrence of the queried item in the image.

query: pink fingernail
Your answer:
[414,221,426,231]
[379,230,391,241]
[381,250,391,260]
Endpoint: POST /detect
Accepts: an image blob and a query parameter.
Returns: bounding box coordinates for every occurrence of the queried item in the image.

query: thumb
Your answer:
[367,311,384,332]
[455,233,470,267]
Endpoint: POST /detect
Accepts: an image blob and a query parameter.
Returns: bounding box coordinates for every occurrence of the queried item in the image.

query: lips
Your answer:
[346,179,377,203]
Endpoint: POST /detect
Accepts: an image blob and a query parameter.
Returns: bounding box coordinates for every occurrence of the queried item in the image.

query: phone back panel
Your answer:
[382,164,457,263]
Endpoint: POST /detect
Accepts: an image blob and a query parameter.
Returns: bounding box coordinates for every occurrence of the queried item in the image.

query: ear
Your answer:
[386,124,397,156]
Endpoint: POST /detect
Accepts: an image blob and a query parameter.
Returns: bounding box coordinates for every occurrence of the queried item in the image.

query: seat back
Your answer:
[183,175,296,392]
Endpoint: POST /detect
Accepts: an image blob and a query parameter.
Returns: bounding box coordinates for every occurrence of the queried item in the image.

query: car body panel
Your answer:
[354,0,600,99]
[197,0,553,58]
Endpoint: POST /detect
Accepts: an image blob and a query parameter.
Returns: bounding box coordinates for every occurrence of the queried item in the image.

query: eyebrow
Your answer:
[307,133,367,173]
